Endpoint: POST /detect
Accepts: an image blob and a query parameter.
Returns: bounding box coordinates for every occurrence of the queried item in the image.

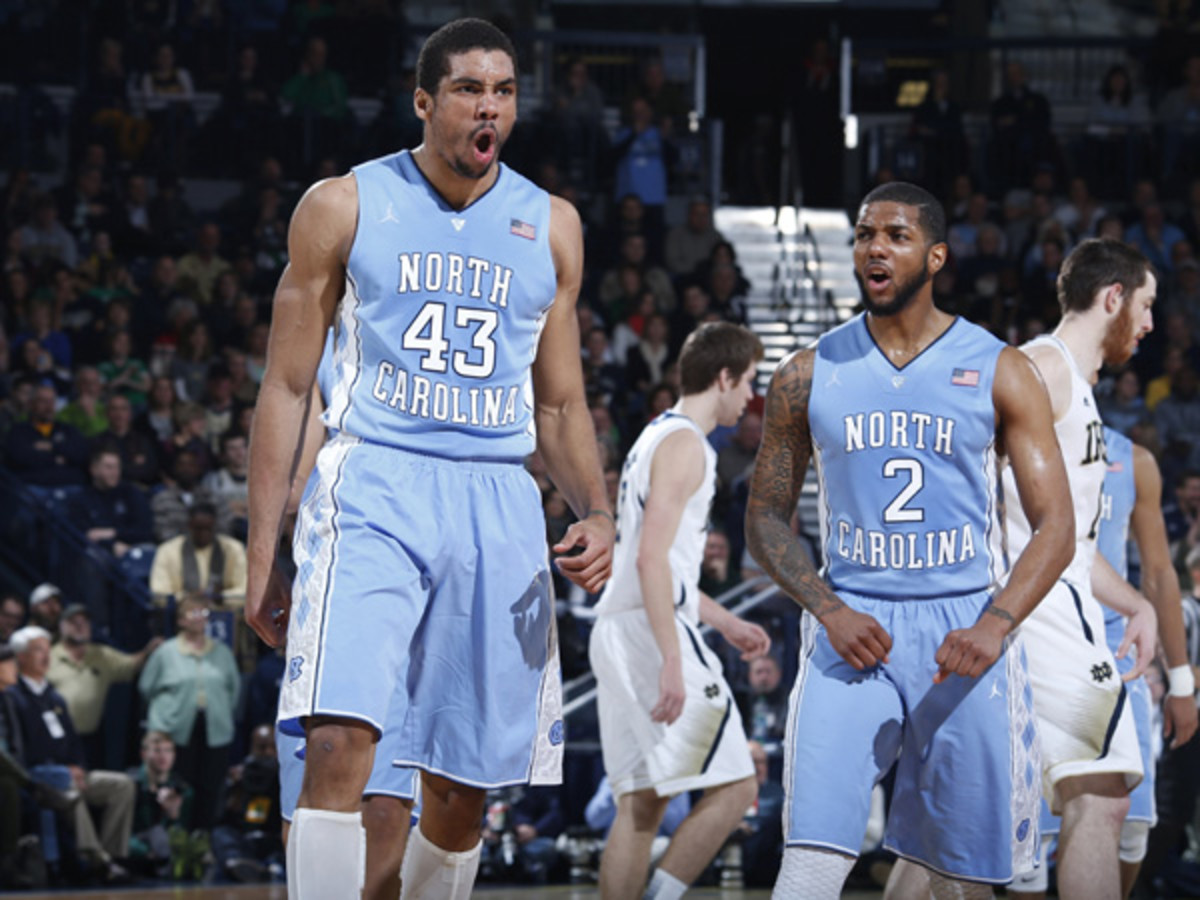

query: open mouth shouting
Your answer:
[864,263,892,296]
[472,127,497,166]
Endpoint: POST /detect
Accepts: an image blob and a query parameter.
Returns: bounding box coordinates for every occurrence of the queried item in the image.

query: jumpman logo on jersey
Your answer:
[378,202,401,225]
[825,366,842,388]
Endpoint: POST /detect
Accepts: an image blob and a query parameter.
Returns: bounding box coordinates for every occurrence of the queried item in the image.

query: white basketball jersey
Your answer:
[1003,334,1107,587]
[594,409,716,625]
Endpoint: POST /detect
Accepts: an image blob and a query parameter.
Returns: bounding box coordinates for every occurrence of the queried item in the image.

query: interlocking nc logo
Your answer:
[704,684,720,700]
[1090,662,1113,683]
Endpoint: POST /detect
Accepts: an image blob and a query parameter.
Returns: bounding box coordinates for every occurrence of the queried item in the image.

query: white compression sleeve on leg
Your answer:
[928,871,994,899]
[289,808,366,899]
[399,823,482,900]
[644,867,688,900]
[772,846,856,900]
[1119,820,1150,864]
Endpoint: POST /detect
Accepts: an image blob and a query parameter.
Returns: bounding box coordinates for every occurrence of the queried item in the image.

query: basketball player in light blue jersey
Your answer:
[1009,426,1197,900]
[245,19,615,900]
[272,340,421,900]
[747,182,1076,899]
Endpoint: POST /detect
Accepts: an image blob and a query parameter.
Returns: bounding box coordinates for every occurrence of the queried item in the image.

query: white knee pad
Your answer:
[287,808,366,899]
[1119,819,1150,864]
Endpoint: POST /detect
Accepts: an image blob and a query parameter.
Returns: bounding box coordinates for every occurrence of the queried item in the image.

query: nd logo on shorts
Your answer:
[289,656,304,682]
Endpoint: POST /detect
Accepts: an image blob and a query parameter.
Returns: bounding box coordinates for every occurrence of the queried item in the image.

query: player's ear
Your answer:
[926,241,948,276]
[1102,282,1123,314]
[414,88,432,123]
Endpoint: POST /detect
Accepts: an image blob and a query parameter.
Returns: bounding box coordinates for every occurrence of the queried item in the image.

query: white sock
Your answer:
[772,846,855,900]
[398,823,481,900]
[644,867,688,899]
[288,808,366,899]
[928,872,993,900]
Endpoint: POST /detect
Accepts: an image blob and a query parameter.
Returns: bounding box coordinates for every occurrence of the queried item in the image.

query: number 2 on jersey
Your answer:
[882,458,925,523]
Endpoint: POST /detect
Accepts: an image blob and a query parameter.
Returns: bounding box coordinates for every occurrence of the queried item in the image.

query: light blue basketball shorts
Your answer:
[784,588,1041,884]
[278,711,419,823]
[277,435,564,788]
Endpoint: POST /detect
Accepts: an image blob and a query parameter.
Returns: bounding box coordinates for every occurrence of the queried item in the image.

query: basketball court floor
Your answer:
[10,885,887,898]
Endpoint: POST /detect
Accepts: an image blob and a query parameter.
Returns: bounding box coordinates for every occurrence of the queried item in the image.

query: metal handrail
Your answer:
[0,467,153,644]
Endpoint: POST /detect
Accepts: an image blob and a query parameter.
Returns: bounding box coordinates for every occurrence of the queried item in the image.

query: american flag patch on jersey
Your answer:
[951,368,980,387]
[510,218,536,240]
[1107,460,1124,473]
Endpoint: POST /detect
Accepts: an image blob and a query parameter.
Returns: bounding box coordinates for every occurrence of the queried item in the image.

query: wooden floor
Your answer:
[8,884,886,898]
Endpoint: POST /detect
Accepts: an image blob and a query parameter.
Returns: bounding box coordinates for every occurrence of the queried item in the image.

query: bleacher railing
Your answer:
[0,467,153,650]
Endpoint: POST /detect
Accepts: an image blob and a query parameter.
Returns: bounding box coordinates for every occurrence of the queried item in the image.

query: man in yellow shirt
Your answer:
[149,503,247,608]
[150,503,249,668]
[48,605,161,769]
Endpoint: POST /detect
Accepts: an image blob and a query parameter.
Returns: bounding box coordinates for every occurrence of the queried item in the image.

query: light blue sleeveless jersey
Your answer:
[809,315,1007,599]
[1097,428,1136,586]
[324,150,557,461]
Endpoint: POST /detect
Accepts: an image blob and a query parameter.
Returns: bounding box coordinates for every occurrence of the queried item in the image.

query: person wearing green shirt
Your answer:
[138,596,238,830]
[56,366,108,438]
[281,37,349,121]
[98,330,150,410]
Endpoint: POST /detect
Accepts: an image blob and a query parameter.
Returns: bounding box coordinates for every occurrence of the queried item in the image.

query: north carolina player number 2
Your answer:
[882,458,926,523]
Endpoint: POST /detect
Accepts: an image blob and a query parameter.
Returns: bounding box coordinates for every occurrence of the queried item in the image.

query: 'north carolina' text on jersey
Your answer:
[323,151,557,460]
[809,316,1007,599]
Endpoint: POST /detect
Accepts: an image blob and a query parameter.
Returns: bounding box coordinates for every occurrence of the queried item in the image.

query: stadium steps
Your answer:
[715,205,860,545]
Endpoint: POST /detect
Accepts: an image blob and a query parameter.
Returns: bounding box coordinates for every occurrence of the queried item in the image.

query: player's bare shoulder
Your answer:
[764,347,816,429]
[288,173,359,263]
[1018,339,1071,415]
[547,194,583,283]
[993,345,1049,409]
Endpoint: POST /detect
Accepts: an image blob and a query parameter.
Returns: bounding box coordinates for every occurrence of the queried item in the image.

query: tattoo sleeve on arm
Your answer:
[746,350,843,618]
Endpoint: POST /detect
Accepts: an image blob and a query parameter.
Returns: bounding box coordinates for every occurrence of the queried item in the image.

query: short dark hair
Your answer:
[1056,238,1153,314]
[189,502,218,521]
[90,443,121,466]
[859,181,947,245]
[416,18,517,96]
[678,322,764,396]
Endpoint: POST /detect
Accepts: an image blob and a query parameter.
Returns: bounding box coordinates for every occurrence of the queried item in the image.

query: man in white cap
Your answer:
[28,585,62,637]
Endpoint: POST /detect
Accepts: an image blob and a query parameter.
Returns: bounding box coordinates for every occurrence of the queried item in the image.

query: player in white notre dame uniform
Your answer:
[1004,239,1160,900]
[590,321,770,900]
